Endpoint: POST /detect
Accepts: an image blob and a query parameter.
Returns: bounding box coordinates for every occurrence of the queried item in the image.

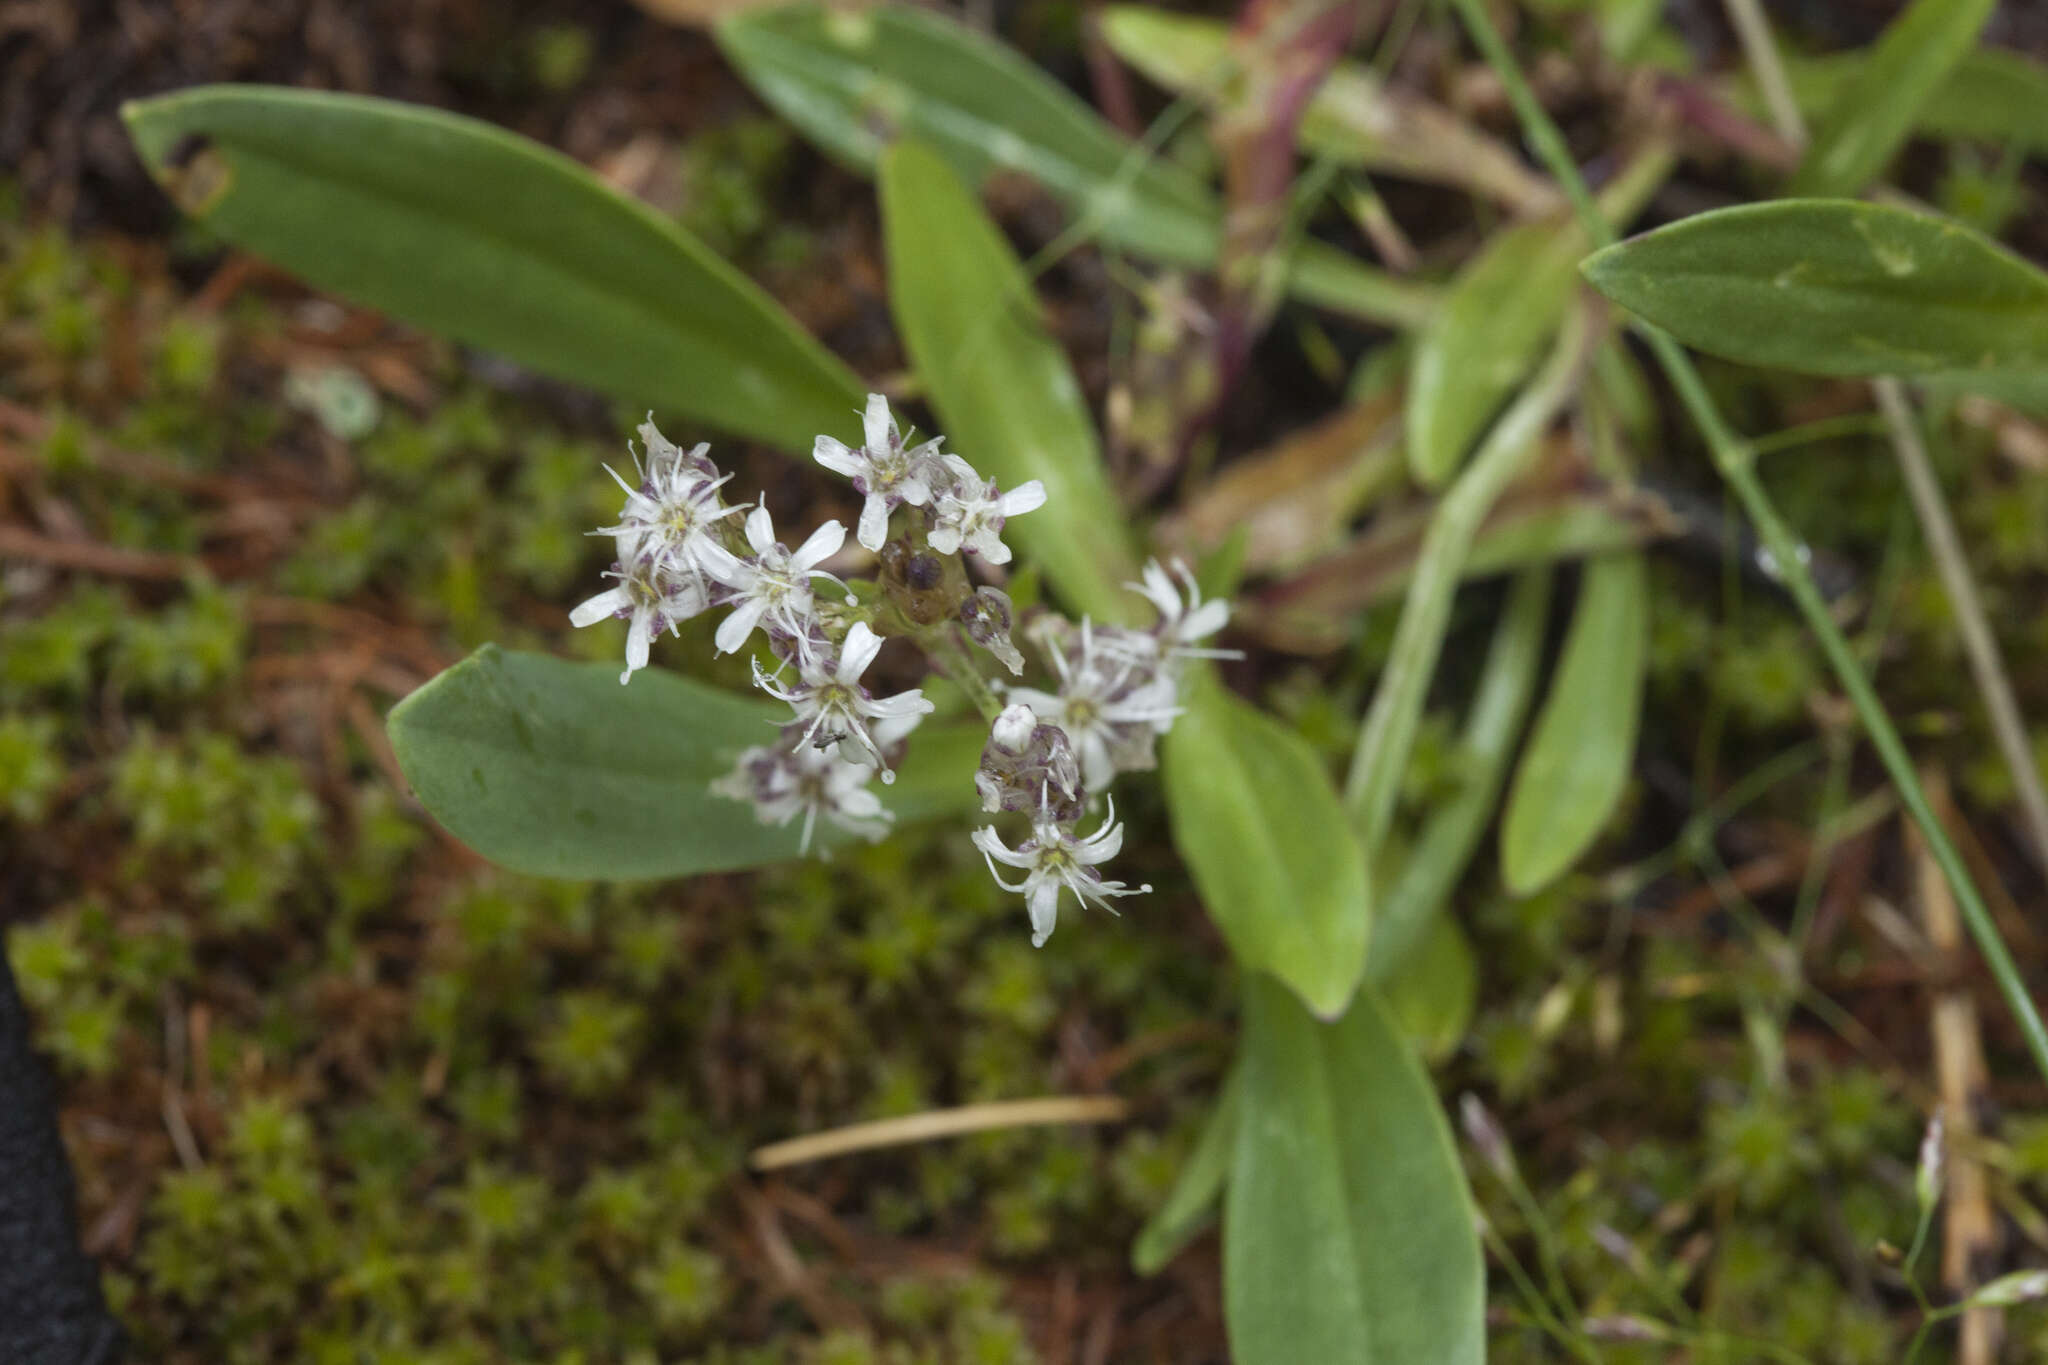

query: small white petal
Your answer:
[838,621,884,682]
[716,596,769,655]
[622,615,653,682]
[1026,879,1060,947]
[997,480,1046,516]
[927,524,963,556]
[857,496,890,552]
[862,393,894,454]
[745,503,776,555]
[570,585,630,628]
[814,435,864,479]
[791,519,846,570]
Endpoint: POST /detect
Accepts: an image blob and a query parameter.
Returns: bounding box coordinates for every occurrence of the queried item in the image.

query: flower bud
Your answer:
[1916,1108,1945,1214]
[975,705,1083,822]
[960,586,1024,675]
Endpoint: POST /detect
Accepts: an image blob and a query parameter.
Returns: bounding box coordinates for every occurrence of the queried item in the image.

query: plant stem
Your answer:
[1343,306,1591,851]
[921,624,1004,721]
[1721,0,1808,148]
[1448,0,2048,1085]
[1875,378,2048,870]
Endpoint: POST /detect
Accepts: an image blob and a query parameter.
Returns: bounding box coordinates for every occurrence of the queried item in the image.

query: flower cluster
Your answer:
[570,396,1233,947]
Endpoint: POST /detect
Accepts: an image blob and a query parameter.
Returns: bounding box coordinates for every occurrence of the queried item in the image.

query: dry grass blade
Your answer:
[750,1096,1131,1171]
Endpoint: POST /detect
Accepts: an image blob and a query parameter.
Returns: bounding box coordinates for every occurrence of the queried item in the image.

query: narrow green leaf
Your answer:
[1366,566,1551,982]
[1739,49,2048,151]
[1132,1061,1242,1275]
[1790,0,1996,197]
[1380,917,1478,1062]
[1408,149,1670,486]
[878,140,1137,620]
[1227,976,1484,1365]
[1099,5,1560,216]
[387,646,979,880]
[720,2,1435,329]
[123,86,863,454]
[1500,550,1647,895]
[1408,220,1582,485]
[1162,671,1372,1019]
[1582,200,2048,377]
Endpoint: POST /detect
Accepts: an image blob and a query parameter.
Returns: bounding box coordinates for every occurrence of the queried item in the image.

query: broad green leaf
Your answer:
[1380,917,1478,1062]
[1500,550,1647,895]
[387,646,979,880]
[1582,200,2048,377]
[879,140,1137,620]
[720,2,1434,330]
[1366,566,1550,982]
[1789,0,1995,197]
[718,2,1212,263]
[1132,1061,1242,1275]
[1227,976,1484,1365]
[1408,149,1670,486]
[123,87,862,454]
[1100,5,1559,216]
[1162,671,1372,1019]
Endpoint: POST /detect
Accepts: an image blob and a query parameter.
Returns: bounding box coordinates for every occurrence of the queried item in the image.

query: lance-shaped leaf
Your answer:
[1737,48,2048,152]
[1500,550,1647,895]
[387,646,980,880]
[719,2,1434,329]
[1227,976,1484,1365]
[879,139,1137,620]
[123,86,863,454]
[1789,0,1996,197]
[1366,566,1551,981]
[1101,5,1559,216]
[1132,1061,1242,1275]
[1161,671,1372,1019]
[1582,200,2048,377]
[1379,917,1478,1062]
[1408,148,1670,486]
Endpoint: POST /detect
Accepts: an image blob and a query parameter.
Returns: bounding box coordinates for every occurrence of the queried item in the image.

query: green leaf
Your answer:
[1132,1061,1242,1275]
[878,139,1137,620]
[1408,220,1583,485]
[1790,0,1996,197]
[387,646,979,880]
[1366,566,1551,981]
[1408,149,1670,485]
[1161,671,1371,1019]
[718,2,1213,263]
[1581,200,2048,376]
[1380,917,1478,1062]
[1743,49,2048,152]
[1101,5,1559,216]
[122,86,863,454]
[720,2,1435,330]
[1500,550,1647,895]
[1227,976,1484,1365]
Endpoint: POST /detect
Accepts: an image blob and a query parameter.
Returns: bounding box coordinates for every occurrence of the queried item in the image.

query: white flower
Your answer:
[569,555,708,684]
[713,737,891,854]
[596,421,744,581]
[750,621,933,778]
[709,501,847,657]
[812,393,944,552]
[971,801,1150,947]
[926,455,1045,564]
[1009,622,1180,788]
[1121,558,1234,664]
